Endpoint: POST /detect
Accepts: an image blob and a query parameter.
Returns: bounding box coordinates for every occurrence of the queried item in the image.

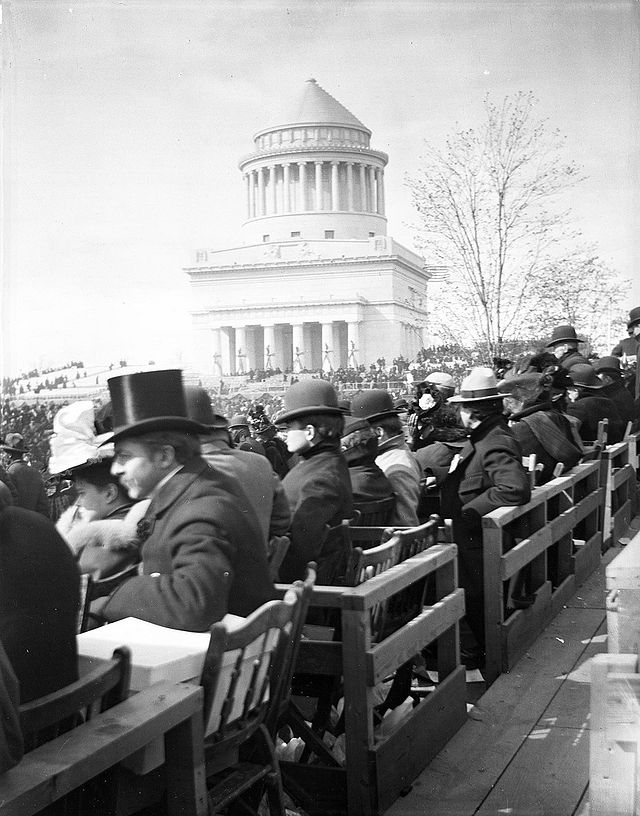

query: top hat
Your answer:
[277,380,343,424]
[228,414,250,429]
[48,401,114,474]
[0,433,28,455]
[593,356,621,375]
[105,369,204,443]
[350,389,403,423]
[627,306,640,330]
[184,385,228,431]
[448,367,502,403]
[568,364,603,390]
[545,325,584,347]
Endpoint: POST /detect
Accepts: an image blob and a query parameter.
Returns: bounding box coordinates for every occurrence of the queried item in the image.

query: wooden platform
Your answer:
[386,526,640,816]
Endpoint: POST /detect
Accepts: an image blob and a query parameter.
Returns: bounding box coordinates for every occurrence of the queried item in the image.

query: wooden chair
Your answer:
[581,418,609,462]
[78,563,140,633]
[200,572,314,815]
[18,646,131,815]
[523,454,544,488]
[352,495,396,527]
[267,535,290,581]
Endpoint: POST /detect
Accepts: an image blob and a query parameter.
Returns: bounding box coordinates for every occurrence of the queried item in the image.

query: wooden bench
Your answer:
[600,435,636,550]
[0,681,207,816]
[278,541,466,816]
[590,653,640,816]
[481,459,603,685]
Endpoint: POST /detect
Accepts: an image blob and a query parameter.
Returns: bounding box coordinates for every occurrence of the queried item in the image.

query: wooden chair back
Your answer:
[20,647,131,753]
[523,454,544,488]
[316,518,354,585]
[393,515,440,561]
[582,419,609,462]
[78,563,140,633]
[352,495,396,527]
[345,538,400,588]
[266,535,290,581]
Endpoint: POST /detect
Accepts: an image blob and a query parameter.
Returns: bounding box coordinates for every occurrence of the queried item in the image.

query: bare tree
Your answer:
[408,92,583,362]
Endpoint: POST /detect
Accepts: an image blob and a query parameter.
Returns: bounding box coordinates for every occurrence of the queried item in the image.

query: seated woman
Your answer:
[49,401,147,578]
[498,367,583,483]
[406,378,466,452]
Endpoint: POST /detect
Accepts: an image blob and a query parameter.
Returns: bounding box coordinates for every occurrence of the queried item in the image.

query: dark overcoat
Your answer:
[7,461,50,518]
[567,394,625,443]
[103,457,275,631]
[0,507,79,703]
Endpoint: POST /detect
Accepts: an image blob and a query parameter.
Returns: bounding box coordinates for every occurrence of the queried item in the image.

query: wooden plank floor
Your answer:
[386,541,625,816]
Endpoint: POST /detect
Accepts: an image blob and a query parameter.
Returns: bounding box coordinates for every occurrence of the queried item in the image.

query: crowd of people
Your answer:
[0,309,639,774]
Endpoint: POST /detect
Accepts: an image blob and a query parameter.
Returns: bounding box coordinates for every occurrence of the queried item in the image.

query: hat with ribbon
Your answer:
[350,389,403,423]
[0,432,28,455]
[448,367,503,403]
[277,380,343,424]
[184,385,228,431]
[104,369,204,443]
[627,306,640,330]
[593,356,622,375]
[568,364,603,390]
[48,401,114,474]
[545,325,585,348]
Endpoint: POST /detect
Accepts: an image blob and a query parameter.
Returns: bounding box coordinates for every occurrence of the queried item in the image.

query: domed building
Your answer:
[186,79,434,376]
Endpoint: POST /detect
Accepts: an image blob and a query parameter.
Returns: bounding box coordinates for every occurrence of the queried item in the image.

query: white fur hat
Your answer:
[48,401,114,475]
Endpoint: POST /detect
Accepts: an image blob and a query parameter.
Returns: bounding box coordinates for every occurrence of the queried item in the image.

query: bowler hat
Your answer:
[424,371,455,390]
[448,368,502,403]
[105,369,204,442]
[341,416,370,436]
[545,325,584,347]
[593,356,621,375]
[228,415,250,429]
[1,433,28,455]
[350,389,402,423]
[277,380,343,424]
[627,306,640,329]
[497,371,544,395]
[568,364,603,390]
[184,385,228,431]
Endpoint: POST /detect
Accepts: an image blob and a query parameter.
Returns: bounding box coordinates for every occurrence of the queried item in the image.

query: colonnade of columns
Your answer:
[244,160,385,219]
[208,320,361,375]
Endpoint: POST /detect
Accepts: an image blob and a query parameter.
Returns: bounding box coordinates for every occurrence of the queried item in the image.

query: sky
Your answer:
[2,0,639,377]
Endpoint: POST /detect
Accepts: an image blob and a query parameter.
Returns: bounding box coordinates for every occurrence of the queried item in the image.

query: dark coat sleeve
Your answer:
[459,440,531,519]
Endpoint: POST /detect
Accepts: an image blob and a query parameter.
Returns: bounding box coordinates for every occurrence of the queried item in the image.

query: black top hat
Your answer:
[350,389,402,423]
[105,370,204,442]
[184,385,228,431]
[627,306,640,330]
[277,380,343,424]
[0,433,28,455]
[545,325,584,347]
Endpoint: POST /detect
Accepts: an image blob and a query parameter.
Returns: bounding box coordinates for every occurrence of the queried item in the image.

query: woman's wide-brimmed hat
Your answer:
[0,433,28,455]
[448,367,502,403]
[277,380,343,424]
[568,364,603,390]
[627,306,640,330]
[184,385,228,431]
[104,369,204,443]
[497,371,544,395]
[48,401,114,474]
[545,325,585,348]
[350,389,403,423]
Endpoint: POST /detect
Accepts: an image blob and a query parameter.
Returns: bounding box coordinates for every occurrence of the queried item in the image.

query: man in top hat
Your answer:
[276,380,353,584]
[611,306,640,401]
[184,386,291,550]
[351,388,422,527]
[566,363,625,443]
[545,325,590,372]
[93,370,275,632]
[593,356,637,427]
[441,368,531,667]
[0,433,49,518]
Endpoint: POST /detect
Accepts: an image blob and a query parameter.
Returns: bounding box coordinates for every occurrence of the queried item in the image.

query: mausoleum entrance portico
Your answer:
[206,316,361,375]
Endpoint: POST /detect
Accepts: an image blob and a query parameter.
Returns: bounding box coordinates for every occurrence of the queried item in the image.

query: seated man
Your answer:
[442,368,531,667]
[593,356,637,428]
[278,380,353,584]
[566,364,625,443]
[0,433,50,518]
[93,369,275,632]
[340,416,395,505]
[545,325,590,371]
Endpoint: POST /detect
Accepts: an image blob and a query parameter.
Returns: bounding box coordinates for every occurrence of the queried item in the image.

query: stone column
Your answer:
[347,322,360,369]
[257,167,265,217]
[359,163,367,211]
[321,322,334,372]
[346,162,354,211]
[263,325,276,371]
[220,327,234,375]
[292,323,305,372]
[283,163,291,213]
[235,326,247,374]
[269,165,277,215]
[377,168,385,216]
[368,165,376,212]
[298,161,307,211]
[244,174,251,220]
[331,161,339,211]
[211,327,223,377]
[315,161,323,211]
